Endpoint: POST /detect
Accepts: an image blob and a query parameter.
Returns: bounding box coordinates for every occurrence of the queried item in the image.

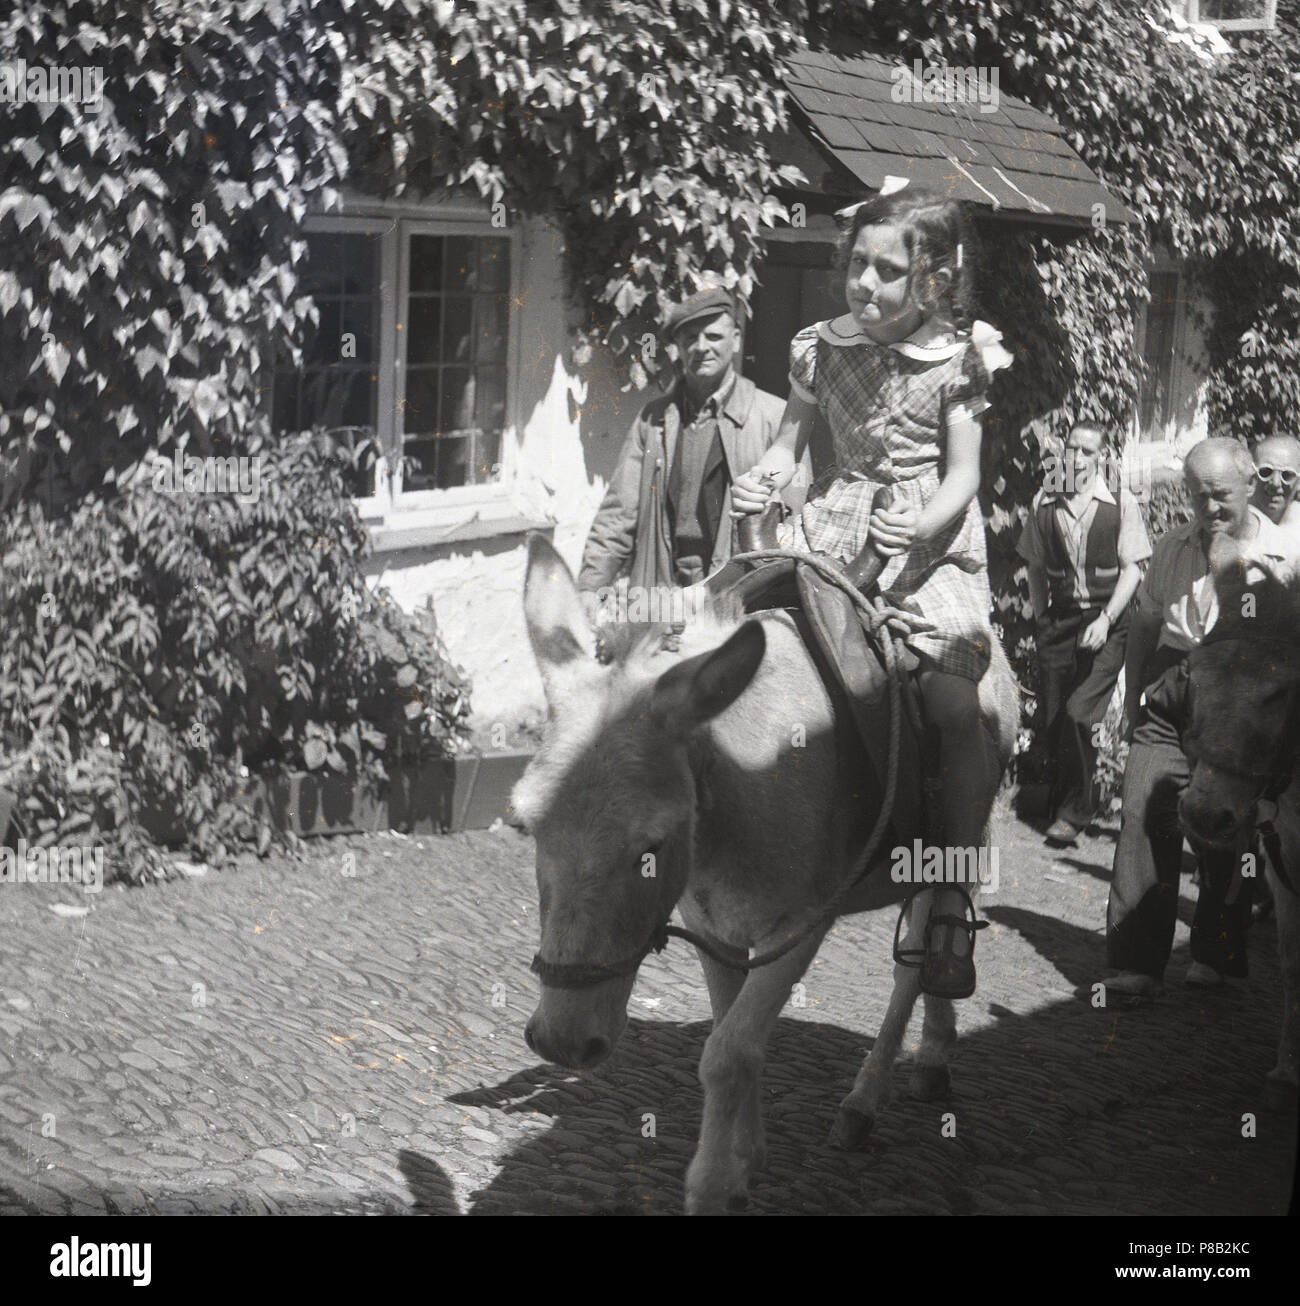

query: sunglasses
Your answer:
[1254,464,1299,488]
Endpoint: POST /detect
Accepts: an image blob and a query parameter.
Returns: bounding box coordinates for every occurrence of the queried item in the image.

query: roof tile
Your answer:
[778,47,1137,227]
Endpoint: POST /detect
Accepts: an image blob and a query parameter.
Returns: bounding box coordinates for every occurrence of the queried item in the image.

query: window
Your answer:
[271,215,514,504]
[1184,0,1276,30]
[400,232,510,492]
[1137,268,1183,442]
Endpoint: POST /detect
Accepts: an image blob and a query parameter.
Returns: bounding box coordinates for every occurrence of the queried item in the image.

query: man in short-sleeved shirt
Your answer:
[1017,424,1151,845]
[1106,438,1289,997]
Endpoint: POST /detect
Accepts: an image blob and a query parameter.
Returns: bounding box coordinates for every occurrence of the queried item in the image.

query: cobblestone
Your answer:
[0,814,1294,1215]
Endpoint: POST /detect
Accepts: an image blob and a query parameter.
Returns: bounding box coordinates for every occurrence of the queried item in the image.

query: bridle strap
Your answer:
[531,921,751,990]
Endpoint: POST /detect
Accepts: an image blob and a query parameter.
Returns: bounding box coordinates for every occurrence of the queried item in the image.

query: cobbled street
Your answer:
[1,804,1294,1217]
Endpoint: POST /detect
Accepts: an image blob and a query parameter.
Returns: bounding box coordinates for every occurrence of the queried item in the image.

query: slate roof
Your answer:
[780,48,1138,229]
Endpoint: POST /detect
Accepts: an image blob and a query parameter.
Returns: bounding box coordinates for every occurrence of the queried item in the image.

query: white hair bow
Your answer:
[834,175,911,221]
[970,320,1013,376]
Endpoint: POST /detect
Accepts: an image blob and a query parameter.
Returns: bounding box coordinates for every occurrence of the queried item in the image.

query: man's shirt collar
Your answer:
[679,370,736,424]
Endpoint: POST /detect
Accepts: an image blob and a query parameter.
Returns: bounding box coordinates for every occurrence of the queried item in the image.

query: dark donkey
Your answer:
[1179,531,1300,1103]
[511,536,1016,1213]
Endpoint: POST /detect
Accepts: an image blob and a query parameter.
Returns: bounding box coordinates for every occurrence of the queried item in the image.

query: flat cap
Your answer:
[664,286,738,336]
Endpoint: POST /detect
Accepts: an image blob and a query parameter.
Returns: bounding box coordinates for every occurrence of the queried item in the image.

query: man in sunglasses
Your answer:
[1106,438,1292,997]
[1250,435,1300,527]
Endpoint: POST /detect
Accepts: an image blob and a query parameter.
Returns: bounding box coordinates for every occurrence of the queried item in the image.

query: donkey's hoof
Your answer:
[830,1104,875,1150]
[911,1063,951,1101]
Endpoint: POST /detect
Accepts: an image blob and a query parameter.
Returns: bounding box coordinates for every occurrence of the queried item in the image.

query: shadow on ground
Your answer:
[439,964,1298,1216]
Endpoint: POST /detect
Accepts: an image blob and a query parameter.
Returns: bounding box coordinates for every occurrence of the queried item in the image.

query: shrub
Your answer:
[0,429,471,883]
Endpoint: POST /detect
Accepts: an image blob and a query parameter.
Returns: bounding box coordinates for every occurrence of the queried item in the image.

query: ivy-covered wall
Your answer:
[3,0,1298,784]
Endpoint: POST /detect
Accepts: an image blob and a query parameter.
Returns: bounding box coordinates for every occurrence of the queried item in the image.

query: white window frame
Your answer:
[1184,0,1276,30]
[390,217,521,513]
[286,196,536,550]
[297,214,398,521]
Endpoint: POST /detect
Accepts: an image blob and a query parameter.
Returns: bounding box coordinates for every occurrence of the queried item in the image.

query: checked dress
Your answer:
[780,313,1008,682]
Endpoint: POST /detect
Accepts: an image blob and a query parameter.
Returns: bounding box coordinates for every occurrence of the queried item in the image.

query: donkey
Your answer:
[511,536,1017,1213]
[1179,531,1300,1103]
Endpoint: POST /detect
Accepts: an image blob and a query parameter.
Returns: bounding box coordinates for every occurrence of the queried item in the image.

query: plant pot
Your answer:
[256,769,387,838]
[388,750,534,834]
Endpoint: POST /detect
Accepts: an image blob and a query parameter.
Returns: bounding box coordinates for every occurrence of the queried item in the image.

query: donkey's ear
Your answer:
[523,534,594,698]
[650,622,765,738]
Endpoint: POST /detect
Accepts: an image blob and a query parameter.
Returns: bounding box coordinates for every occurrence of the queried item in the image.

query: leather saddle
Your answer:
[706,499,927,845]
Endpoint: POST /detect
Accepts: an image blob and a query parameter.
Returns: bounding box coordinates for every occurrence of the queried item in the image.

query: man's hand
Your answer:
[730,467,775,517]
[868,502,920,558]
[1079,613,1110,652]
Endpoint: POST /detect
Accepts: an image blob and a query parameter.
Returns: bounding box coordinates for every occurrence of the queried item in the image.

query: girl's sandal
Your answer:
[893,889,988,1000]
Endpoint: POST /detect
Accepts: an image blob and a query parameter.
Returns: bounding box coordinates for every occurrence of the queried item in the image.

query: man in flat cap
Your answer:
[578,287,786,602]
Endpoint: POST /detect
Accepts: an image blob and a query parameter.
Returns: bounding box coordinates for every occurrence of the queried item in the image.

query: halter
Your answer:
[530,920,752,990]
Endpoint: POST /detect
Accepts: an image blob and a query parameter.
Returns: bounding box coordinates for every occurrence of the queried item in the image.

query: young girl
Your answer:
[731,183,1011,998]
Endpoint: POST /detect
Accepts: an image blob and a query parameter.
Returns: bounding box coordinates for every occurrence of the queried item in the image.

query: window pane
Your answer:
[340,298,378,364]
[407,297,442,364]
[409,235,444,293]
[442,297,473,364]
[1196,0,1267,19]
[401,436,438,491]
[398,232,511,490]
[437,434,473,488]
[479,240,510,292]
[276,230,382,443]
[475,367,506,430]
[476,295,509,363]
[444,236,478,291]
[439,368,474,432]
[300,367,376,430]
[403,368,439,433]
[470,429,502,483]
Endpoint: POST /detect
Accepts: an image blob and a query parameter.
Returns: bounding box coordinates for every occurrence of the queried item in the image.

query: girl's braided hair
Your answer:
[833,185,979,333]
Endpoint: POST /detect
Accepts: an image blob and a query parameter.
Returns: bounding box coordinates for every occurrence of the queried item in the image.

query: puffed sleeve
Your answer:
[788,323,821,405]
[943,341,992,426]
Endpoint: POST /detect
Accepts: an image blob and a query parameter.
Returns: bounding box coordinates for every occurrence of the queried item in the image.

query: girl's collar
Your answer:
[817,313,964,359]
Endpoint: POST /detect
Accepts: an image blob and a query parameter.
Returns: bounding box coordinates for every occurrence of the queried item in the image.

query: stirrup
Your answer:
[892,888,988,1000]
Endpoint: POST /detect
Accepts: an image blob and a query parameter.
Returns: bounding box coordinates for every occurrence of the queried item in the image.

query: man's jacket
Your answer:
[578,374,786,594]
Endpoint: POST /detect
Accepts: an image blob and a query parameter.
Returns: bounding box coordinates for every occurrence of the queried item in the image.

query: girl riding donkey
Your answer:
[731,181,1012,999]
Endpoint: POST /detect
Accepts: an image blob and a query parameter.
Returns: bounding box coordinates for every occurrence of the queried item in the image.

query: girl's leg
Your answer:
[916,668,1000,983]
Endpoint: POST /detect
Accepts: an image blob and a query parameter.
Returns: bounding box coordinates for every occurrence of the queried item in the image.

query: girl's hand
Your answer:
[730,467,777,517]
[868,502,920,557]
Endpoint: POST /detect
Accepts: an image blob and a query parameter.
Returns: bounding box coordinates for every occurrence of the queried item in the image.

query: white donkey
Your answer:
[512,536,1017,1213]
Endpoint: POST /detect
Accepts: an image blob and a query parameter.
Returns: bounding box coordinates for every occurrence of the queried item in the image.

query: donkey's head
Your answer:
[1180,530,1300,848]
[513,536,765,1070]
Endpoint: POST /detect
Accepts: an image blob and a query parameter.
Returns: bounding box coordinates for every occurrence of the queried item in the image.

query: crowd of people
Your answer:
[574,181,1294,1001]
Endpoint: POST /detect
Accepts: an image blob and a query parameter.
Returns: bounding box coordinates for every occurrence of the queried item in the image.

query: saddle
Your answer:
[705,499,928,847]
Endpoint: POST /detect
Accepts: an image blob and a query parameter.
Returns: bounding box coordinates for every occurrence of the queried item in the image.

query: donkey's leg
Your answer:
[697,950,747,1027]
[1265,863,1300,1103]
[685,932,825,1216]
[913,880,980,1100]
[830,894,931,1149]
